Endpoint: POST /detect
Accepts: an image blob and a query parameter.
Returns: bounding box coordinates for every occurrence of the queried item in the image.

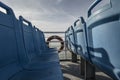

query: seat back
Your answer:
[73,17,90,60]
[39,29,48,50]
[65,30,71,51]
[69,26,76,53]
[87,0,120,79]
[66,28,71,51]
[65,31,68,49]
[19,16,36,61]
[35,28,49,50]
[32,27,45,54]
[0,2,22,80]
[32,27,42,54]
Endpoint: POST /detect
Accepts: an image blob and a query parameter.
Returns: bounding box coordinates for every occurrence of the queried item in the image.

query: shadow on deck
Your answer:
[60,61,113,80]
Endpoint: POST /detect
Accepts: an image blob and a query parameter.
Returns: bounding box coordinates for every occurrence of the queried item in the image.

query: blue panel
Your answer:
[87,0,120,79]
[0,2,63,80]
[73,17,90,61]
[0,2,22,80]
[65,28,71,51]
[10,62,63,80]
[18,16,63,80]
[34,27,57,53]
[19,16,37,60]
[69,26,77,54]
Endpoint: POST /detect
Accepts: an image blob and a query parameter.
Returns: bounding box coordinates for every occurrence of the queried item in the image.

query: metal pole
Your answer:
[80,56,85,76]
[65,43,67,59]
[85,61,95,80]
[71,52,77,62]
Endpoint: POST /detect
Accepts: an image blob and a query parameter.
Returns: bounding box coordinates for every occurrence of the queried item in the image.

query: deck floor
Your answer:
[60,61,113,80]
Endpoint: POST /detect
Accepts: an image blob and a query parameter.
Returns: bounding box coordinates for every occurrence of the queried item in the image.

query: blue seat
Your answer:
[33,27,57,53]
[73,17,90,61]
[65,28,71,51]
[31,27,60,62]
[87,0,120,79]
[18,16,62,68]
[0,2,23,80]
[19,16,37,60]
[0,2,63,80]
[65,31,69,49]
[18,15,63,80]
[68,26,77,54]
[0,2,22,80]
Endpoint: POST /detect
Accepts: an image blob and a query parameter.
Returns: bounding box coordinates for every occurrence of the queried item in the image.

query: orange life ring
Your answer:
[47,35,64,53]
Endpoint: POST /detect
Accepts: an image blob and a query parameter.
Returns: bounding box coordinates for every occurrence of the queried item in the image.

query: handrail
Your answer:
[74,19,79,27]
[0,1,15,16]
[19,16,32,26]
[88,0,102,17]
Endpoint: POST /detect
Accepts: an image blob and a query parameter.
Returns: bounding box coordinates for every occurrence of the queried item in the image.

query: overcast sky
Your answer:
[1,0,108,32]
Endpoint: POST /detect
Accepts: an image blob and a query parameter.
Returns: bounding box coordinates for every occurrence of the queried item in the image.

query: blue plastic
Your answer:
[0,2,24,80]
[18,16,63,79]
[0,1,15,16]
[0,2,63,80]
[87,0,120,79]
[68,26,77,54]
[19,16,37,60]
[73,17,91,61]
[65,28,70,51]
[65,31,69,50]
[33,27,57,53]
[88,0,102,17]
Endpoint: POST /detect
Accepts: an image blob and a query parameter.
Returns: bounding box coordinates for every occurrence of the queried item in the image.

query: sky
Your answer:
[1,0,109,32]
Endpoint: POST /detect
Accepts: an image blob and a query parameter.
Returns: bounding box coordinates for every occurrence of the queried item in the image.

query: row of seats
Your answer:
[65,0,120,80]
[0,1,63,80]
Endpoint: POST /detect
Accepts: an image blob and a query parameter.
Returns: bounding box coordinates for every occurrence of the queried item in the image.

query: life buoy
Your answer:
[47,35,64,53]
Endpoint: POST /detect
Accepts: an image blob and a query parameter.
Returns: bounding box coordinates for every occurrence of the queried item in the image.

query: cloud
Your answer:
[1,0,94,31]
[56,0,63,4]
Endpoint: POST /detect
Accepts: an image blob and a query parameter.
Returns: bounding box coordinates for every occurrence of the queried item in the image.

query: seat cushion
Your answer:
[10,62,63,80]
